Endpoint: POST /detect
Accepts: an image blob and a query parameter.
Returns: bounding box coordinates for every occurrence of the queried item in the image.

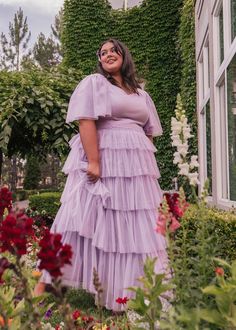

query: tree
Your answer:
[33,33,60,69]
[51,8,63,58]
[0,67,83,182]
[23,155,41,189]
[0,7,31,71]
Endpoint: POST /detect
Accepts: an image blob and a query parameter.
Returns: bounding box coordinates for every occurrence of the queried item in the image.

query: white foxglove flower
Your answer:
[177,143,188,157]
[190,155,199,169]
[178,163,190,176]
[173,152,183,164]
[188,172,200,186]
[171,136,182,147]
[171,118,182,132]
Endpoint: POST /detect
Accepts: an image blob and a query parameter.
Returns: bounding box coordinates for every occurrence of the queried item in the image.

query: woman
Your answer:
[35,39,168,311]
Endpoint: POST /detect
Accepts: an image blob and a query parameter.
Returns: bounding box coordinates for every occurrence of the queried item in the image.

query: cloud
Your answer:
[0,0,64,15]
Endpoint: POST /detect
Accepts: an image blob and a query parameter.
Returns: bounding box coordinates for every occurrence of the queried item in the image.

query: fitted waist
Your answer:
[96,120,144,133]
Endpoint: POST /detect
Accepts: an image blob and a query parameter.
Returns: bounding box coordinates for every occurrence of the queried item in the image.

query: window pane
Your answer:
[231,0,236,41]
[219,81,229,199]
[205,101,212,195]
[227,54,236,201]
[219,6,224,64]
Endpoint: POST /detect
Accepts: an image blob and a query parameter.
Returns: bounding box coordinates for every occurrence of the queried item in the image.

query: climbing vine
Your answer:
[62,0,184,189]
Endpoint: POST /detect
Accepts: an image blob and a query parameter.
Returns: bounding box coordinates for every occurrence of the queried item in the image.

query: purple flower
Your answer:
[45,309,52,319]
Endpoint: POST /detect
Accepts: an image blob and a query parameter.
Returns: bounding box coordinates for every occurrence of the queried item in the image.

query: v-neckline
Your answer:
[110,82,137,96]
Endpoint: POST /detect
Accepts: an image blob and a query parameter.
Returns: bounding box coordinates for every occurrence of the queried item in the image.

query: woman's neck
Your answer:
[111,72,123,87]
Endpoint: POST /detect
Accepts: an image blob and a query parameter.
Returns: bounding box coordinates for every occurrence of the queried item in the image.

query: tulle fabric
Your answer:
[66,73,163,138]
[40,74,168,311]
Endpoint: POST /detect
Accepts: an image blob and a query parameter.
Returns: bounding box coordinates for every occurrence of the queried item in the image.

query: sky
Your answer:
[0,0,141,47]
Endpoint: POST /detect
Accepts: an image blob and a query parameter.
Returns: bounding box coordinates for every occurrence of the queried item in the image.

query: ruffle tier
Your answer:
[60,171,162,211]
[40,126,168,311]
[52,199,166,253]
[63,128,160,179]
[40,234,168,311]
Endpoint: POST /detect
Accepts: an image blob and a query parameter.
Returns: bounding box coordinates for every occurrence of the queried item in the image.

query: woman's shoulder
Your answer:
[137,88,150,99]
[80,73,108,84]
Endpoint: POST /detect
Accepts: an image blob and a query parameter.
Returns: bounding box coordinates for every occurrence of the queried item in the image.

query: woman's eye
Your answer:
[101,51,106,57]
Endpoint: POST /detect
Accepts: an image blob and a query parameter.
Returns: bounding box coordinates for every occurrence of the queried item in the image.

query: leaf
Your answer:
[200,308,226,327]
[213,258,231,269]
[202,285,223,296]
[11,298,25,317]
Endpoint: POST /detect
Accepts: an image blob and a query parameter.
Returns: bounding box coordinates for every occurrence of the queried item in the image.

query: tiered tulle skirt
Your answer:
[40,125,168,311]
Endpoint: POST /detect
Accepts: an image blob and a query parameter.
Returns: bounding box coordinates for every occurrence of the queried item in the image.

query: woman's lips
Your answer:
[107,59,116,64]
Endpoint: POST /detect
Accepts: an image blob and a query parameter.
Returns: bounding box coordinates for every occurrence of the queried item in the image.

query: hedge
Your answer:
[172,205,236,309]
[29,192,61,217]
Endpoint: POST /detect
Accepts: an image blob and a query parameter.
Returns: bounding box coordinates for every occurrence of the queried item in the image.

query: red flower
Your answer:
[37,229,72,278]
[0,213,34,255]
[0,186,12,217]
[156,192,188,237]
[0,257,10,284]
[116,296,129,305]
[215,267,224,277]
[72,310,81,320]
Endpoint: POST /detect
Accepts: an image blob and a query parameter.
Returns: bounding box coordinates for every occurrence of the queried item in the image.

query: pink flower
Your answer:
[156,191,188,237]
[169,216,181,232]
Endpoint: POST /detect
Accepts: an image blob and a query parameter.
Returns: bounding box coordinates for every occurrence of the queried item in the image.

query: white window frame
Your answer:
[198,33,211,196]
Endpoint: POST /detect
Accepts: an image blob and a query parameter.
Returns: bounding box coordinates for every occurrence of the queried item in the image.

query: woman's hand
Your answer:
[87,161,100,183]
[146,135,153,143]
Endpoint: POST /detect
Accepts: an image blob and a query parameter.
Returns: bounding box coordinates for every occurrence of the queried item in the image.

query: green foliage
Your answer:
[62,0,183,189]
[179,0,197,155]
[62,0,112,74]
[128,257,173,330]
[29,192,61,216]
[200,259,236,329]
[0,67,83,158]
[23,155,41,190]
[172,204,236,309]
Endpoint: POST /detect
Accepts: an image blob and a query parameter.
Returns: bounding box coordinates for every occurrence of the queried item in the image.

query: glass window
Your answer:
[227,54,236,201]
[231,0,236,41]
[219,5,224,64]
[205,101,212,195]
[219,80,229,199]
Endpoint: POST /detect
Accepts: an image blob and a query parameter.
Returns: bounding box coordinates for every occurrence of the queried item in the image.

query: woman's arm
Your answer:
[79,119,100,182]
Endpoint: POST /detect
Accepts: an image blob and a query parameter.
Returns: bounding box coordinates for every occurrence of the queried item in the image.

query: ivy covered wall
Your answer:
[62,0,198,190]
[62,0,112,74]
[178,0,197,156]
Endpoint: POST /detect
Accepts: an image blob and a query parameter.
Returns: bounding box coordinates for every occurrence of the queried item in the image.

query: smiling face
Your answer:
[99,42,123,75]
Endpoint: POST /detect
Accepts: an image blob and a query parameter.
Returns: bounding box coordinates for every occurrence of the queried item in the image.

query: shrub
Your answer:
[172,204,236,309]
[29,192,61,217]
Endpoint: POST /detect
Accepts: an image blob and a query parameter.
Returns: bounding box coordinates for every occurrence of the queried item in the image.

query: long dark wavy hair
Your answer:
[96,38,141,94]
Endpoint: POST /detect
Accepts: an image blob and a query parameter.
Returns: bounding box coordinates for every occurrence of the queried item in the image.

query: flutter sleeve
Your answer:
[143,92,163,137]
[66,73,112,123]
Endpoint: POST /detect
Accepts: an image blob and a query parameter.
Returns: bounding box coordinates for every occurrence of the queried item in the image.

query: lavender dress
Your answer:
[41,73,168,311]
